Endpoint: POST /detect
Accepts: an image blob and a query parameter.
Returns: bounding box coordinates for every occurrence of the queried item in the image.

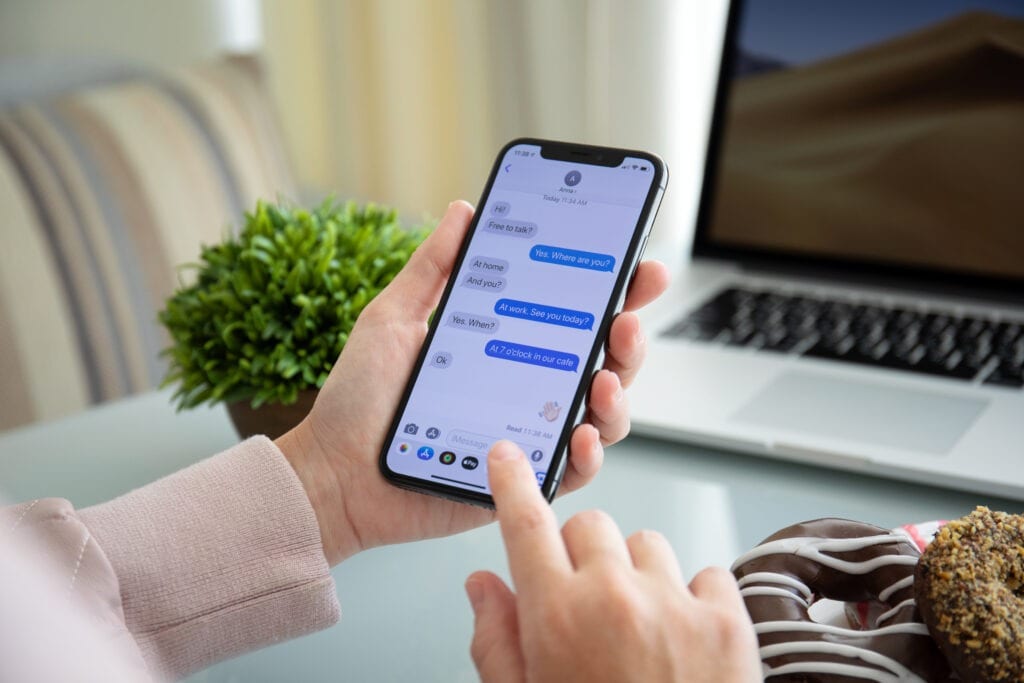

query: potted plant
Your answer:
[159,198,429,439]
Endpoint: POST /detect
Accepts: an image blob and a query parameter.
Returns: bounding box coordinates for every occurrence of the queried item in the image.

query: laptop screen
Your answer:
[697,1,1024,288]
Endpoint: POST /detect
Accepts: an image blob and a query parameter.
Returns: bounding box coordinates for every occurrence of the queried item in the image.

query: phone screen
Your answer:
[382,141,663,501]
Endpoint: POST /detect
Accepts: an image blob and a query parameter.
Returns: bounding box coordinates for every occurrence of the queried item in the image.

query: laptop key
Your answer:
[983,362,1024,388]
[906,360,977,381]
[725,326,756,346]
[762,334,802,353]
[664,321,718,341]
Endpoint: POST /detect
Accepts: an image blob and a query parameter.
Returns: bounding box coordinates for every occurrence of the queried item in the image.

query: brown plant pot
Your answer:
[226,389,319,440]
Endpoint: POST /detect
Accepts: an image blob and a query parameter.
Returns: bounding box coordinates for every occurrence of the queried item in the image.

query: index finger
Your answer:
[488,441,571,594]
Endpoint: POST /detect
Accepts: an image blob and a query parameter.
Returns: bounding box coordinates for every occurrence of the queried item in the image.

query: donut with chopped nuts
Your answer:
[915,506,1024,683]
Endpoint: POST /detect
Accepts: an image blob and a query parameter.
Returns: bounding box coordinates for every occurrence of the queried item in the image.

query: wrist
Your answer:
[274,419,362,565]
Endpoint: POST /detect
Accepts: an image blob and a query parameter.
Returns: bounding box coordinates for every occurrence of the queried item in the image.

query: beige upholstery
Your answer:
[0,55,296,430]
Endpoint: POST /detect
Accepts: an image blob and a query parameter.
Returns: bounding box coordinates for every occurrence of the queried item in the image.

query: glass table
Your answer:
[1,390,1018,681]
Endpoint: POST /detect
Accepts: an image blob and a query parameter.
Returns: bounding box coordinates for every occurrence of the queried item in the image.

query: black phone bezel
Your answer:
[377,137,667,508]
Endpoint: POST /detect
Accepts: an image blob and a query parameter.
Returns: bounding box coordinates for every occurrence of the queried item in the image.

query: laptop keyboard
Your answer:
[663,286,1024,388]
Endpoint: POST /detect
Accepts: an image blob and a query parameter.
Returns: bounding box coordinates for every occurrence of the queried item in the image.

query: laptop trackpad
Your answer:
[732,371,988,455]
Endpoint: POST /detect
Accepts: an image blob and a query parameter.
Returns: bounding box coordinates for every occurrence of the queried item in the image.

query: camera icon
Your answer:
[403,423,419,435]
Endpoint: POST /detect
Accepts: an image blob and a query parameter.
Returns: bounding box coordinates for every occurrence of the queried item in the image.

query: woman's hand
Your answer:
[276,201,670,565]
[466,441,762,683]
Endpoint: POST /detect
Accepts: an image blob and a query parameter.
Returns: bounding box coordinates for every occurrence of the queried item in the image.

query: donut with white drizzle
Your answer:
[731,519,951,682]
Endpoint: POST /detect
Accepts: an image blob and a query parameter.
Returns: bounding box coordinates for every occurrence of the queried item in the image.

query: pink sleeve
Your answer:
[0,497,152,682]
[77,436,341,680]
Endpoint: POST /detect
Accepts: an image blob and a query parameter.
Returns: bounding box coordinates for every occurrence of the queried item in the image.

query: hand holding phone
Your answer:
[275,198,669,564]
[466,441,762,683]
[379,139,668,507]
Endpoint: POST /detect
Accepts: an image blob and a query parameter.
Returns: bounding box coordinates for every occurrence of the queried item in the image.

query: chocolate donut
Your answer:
[731,518,950,682]
[915,506,1024,683]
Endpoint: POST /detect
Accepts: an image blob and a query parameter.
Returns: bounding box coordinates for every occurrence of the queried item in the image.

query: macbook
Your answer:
[632,0,1024,498]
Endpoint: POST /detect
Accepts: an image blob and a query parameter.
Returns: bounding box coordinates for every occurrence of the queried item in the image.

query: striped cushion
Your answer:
[0,55,296,430]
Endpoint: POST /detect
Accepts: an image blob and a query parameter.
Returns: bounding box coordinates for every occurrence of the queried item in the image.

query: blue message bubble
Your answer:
[493,298,594,330]
[529,244,615,273]
[484,340,579,372]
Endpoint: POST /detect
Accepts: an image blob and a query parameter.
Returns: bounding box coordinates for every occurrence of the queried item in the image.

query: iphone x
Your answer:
[379,138,667,507]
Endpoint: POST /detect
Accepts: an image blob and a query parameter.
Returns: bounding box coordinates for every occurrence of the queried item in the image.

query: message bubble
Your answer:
[493,298,594,330]
[530,244,615,272]
[461,273,506,292]
[469,255,509,275]
[429,350,452,369]
[484,339,579,372]
[446,311,500,334]
[491,201,510,216]
[484,218,538,239]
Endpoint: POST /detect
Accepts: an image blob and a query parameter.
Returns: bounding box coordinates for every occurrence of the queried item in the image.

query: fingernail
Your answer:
[466,578,485,609]
[489,441,519,462]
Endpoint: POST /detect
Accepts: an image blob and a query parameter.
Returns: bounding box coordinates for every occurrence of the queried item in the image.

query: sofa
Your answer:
[0,55,296,430]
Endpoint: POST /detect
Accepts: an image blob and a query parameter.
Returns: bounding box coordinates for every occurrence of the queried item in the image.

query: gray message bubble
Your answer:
[446,311,500,335]
[461,273,507,292]
[484,218,538,239]
[429,350,452,369]
[491,201,510,216]
[469,255,510,275]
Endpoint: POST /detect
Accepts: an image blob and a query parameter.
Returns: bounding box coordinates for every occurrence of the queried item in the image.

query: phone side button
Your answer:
[627,235,650,288]
[549,454,569,496]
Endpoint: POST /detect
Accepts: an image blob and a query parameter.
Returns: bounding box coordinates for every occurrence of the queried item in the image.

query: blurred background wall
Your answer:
[259,0,728,260]
[0,0,728,257]
[0,0,257,67]
[265,0,730,261]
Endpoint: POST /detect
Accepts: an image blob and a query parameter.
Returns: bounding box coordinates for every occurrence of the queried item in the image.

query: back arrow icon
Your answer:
[504,164,511,173]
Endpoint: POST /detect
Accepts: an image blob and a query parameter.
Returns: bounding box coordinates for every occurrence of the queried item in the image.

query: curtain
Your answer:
[261,0,729,255]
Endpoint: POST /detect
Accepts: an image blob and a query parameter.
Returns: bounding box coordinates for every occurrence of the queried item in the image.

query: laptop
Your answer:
[631,0,1024,499]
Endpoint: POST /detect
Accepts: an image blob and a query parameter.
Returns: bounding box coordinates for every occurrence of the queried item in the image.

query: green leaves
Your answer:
[159,198,430,409]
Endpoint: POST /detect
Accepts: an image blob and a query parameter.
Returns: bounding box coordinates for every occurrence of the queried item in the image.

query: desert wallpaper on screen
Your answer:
[709,8,1024,280]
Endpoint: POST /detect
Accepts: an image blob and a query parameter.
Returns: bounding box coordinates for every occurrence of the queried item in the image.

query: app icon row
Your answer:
[402,422,546,464]
[400,442,479,470]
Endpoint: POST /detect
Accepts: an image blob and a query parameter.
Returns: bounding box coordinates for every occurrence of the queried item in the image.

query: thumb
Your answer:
[375,200,474,321]
[466,571,526,683]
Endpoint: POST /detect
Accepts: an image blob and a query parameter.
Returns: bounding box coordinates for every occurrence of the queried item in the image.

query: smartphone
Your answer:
[379,138,667,507]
